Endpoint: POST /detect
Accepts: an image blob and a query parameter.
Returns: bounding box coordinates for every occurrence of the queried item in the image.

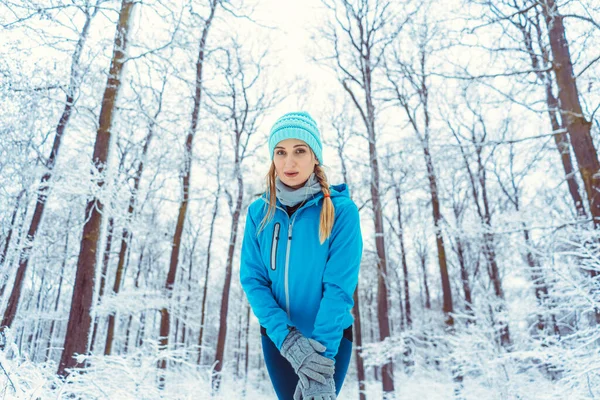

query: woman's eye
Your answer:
[276,149,304,155]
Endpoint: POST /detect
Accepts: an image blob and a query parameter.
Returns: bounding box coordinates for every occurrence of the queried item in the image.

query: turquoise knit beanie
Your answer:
[268,111,323,164]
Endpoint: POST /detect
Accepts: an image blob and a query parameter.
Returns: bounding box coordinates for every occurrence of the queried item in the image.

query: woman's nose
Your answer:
[284,156,296,168]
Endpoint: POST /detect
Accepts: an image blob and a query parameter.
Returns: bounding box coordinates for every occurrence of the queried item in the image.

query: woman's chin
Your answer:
[282,176,305,189]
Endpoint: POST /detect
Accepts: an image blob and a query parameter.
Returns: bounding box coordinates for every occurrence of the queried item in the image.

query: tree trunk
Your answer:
[2,3,96,330]
[523,227,558,334]
[421,48,455,323]
[353,286,367,400]
[483,231,511,347]
[158,1,218,385]
[0,191,27,306]
[235,296,243,378]
[0,189,25,272]
[137,312,146,348]
[546,90,586,218]
[106,103,157,355]
[338,145,367,400]
[518,7,586,218]
[124,313,133,354]
[0,191,26,321]
[359,67,395,395]
[197,190,220,365]
[455,235,473,316]
[449,112,510,345]
[392,45,454,326]
[422,145,453,323]
[418,246,431,310]
[212,164,244,392]
[30,261,47,358]
[367,291,378,381]
[134,246,146,349]
[542,0,600,228]
[478,152,511,347]
[243,303,250,396]
[57,0,135,377]
[395,185,412,328]
[323,0,396,392]
[46,210,71,362]
[91,216,114,353]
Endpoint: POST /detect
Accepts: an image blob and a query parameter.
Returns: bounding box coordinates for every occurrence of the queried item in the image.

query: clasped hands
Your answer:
[280,327,336,400]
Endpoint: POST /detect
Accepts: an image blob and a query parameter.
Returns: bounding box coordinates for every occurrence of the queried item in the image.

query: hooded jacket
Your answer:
[239,183,363,360]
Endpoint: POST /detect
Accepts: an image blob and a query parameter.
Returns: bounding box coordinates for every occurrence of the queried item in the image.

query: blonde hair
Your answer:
[257,154,335,245]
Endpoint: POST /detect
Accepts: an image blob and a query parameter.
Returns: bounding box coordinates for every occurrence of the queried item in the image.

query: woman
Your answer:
[240,111,363,399]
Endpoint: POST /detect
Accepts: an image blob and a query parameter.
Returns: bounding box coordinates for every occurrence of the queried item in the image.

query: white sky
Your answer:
[243,0,340,116]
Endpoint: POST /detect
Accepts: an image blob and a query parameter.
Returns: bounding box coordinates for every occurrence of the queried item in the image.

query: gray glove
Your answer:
[280,327,335,388]
[293,373,336,400]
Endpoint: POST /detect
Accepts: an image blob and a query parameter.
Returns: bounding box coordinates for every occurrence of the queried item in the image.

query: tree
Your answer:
[383,5,454,327]
[492,140,559,336]
[58,0,136,377]
[206,35,279,393]
[382,153,412,330]
[2,0,100,330]
[104,63,169,356]
[158,0,219,384]
[330,104,367,399]
[445,92,512,347]
[447,181,474,318]
[540,0,600,230]
[317,0,407,393]
[464,0,588,220]
[196,142,224,365]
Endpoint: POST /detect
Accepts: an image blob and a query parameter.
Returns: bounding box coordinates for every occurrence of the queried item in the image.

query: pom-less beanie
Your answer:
[268,111,323,165]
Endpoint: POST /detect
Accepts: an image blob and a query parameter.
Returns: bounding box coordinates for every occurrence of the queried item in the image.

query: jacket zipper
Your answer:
[284,215,297,320]
[260,197,306,320]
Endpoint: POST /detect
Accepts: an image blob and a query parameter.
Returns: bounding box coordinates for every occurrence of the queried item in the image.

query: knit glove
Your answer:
[280,328,335,388]
[293,373,336,400]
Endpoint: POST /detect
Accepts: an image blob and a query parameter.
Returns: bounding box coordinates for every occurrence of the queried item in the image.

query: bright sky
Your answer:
[247,0,339,108]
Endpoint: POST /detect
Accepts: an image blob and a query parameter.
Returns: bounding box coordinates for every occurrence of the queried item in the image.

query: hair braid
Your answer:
[314,164,335,244]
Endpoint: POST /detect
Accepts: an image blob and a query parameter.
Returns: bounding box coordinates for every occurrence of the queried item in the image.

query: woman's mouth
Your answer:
[285,172,299,178]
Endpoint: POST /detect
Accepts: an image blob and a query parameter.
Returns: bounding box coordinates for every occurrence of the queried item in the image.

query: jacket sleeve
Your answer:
[239,204,294,350]
[310,202,363,360]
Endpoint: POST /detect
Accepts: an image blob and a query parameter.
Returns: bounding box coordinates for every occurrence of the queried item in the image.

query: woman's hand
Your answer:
[280,328,335,388]
[293,374,336,400]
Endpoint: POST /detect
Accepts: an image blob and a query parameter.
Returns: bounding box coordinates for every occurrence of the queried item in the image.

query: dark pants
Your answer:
[260,325,353,400]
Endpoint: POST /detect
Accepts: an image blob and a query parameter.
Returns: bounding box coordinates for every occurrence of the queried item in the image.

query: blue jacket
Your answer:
[239,183,363,360]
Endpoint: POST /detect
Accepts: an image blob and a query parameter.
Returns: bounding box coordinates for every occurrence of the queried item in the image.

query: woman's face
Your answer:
[273,138,319,189]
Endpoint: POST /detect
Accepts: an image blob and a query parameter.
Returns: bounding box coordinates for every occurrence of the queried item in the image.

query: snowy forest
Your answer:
[0,0,599,398]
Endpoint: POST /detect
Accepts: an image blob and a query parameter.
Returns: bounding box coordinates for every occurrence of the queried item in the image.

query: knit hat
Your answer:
[268,111,323,164]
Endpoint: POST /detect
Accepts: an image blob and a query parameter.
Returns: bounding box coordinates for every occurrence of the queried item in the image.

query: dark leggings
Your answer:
[260,326,353,400]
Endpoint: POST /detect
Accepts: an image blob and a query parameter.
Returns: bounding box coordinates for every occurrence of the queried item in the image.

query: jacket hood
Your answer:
[329,183,349,198]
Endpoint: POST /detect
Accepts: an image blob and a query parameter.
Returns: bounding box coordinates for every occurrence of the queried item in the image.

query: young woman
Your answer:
[240,111,363,399]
